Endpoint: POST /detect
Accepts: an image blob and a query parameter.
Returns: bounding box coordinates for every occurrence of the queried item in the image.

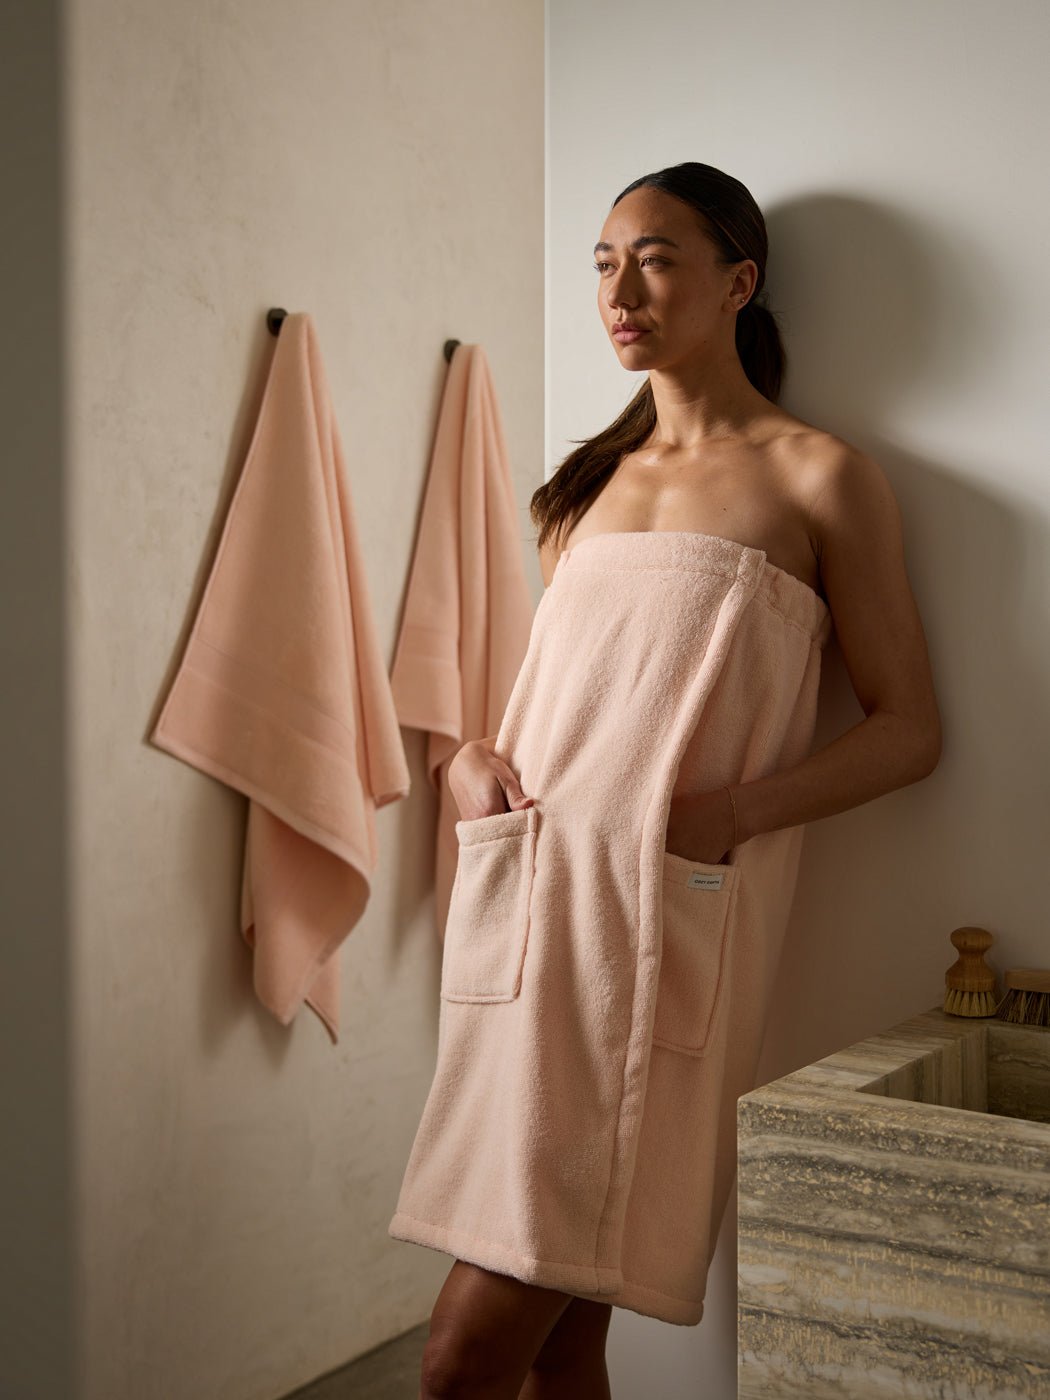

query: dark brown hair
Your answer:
[530,161,785,553]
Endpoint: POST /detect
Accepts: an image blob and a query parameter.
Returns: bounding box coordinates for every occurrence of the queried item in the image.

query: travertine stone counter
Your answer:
[737,1007,1050,1399]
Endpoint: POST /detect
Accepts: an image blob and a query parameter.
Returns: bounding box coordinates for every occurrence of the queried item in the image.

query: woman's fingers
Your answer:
[450,745,534,819]
[495,761,534,810]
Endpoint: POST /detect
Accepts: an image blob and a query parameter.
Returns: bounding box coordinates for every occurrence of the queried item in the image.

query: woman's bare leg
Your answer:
[519,1296,613,1399]
[419,1259,577,1399]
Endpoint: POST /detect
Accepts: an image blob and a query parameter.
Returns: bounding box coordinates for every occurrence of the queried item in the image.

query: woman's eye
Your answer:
[593,257,663,272]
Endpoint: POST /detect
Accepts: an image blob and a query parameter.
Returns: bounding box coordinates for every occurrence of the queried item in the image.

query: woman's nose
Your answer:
[605,271,640,310]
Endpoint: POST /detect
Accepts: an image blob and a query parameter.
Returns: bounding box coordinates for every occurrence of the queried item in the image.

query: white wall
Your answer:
[62,3,542,1398]
[548,1,1050,1395]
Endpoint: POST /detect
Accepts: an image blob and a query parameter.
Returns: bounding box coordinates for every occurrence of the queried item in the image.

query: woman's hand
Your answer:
[664,787,736,865]
[448,739,535,821]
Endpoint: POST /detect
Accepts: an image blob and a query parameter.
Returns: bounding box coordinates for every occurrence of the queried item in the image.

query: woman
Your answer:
[392,161,942,1399]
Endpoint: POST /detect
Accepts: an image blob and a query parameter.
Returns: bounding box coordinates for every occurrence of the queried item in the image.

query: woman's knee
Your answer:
[420,1326,503,1399]
[420,1260,575,1398]
[529,1297,613,1373]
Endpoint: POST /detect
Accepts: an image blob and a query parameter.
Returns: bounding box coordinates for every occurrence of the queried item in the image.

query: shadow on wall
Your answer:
[755,191,1047,1074]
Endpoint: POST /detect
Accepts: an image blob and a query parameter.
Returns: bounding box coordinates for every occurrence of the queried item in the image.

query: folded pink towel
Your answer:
[390,344,534,941]
[150,312,410,1043]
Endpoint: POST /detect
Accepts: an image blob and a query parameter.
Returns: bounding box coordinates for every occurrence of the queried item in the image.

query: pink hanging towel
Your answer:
[150,312,410,1044]
[389,344,534,944]
[389,530,833,1324]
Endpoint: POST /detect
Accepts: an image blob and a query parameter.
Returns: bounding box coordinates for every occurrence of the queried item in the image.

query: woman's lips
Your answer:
[612,327,650,343]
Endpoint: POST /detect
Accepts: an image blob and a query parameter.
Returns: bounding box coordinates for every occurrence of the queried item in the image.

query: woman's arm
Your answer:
[733,445,942,845]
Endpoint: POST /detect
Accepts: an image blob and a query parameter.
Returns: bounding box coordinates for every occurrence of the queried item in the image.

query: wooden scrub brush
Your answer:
[943,926,998,1018]
[943,927,1050,1026]
[993,968,1050,1027]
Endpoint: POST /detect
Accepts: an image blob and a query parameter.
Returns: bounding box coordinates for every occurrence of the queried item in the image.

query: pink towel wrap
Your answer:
[389,343,534,941]
[389,529,833,1324]
[150,312,410,1044]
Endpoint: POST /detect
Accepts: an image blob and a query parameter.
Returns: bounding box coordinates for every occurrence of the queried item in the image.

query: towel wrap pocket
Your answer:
[652,849,740,1056]
[440,805,539,1002]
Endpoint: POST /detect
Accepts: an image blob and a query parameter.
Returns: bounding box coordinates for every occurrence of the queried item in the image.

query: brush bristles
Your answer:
[943,987,999,1018]
[994,987,1050,1027]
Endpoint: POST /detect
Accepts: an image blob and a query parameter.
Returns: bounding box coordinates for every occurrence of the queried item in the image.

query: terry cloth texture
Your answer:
[388,529,832,1325]
[150,312,410,1044]
[389,344,534,943]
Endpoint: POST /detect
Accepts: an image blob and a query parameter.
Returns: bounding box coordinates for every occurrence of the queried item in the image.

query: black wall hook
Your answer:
[443,338,461,363]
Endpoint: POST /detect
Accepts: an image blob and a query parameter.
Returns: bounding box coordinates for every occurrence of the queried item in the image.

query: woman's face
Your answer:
[594,185,754,372]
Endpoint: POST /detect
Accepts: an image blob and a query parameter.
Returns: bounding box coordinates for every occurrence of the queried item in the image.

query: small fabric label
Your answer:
[686,871,724,891]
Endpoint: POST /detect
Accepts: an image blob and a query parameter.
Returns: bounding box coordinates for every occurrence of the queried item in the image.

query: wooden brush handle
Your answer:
[1003,967,1050,994]
[945,926,996,992]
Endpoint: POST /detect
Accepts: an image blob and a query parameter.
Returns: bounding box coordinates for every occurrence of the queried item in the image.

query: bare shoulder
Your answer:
[777,423,902,557]
[537,529,564,589]
[791,430,941,754]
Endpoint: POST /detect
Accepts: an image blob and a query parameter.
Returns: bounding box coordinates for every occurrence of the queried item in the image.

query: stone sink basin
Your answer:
[737,1006,1050,1399]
